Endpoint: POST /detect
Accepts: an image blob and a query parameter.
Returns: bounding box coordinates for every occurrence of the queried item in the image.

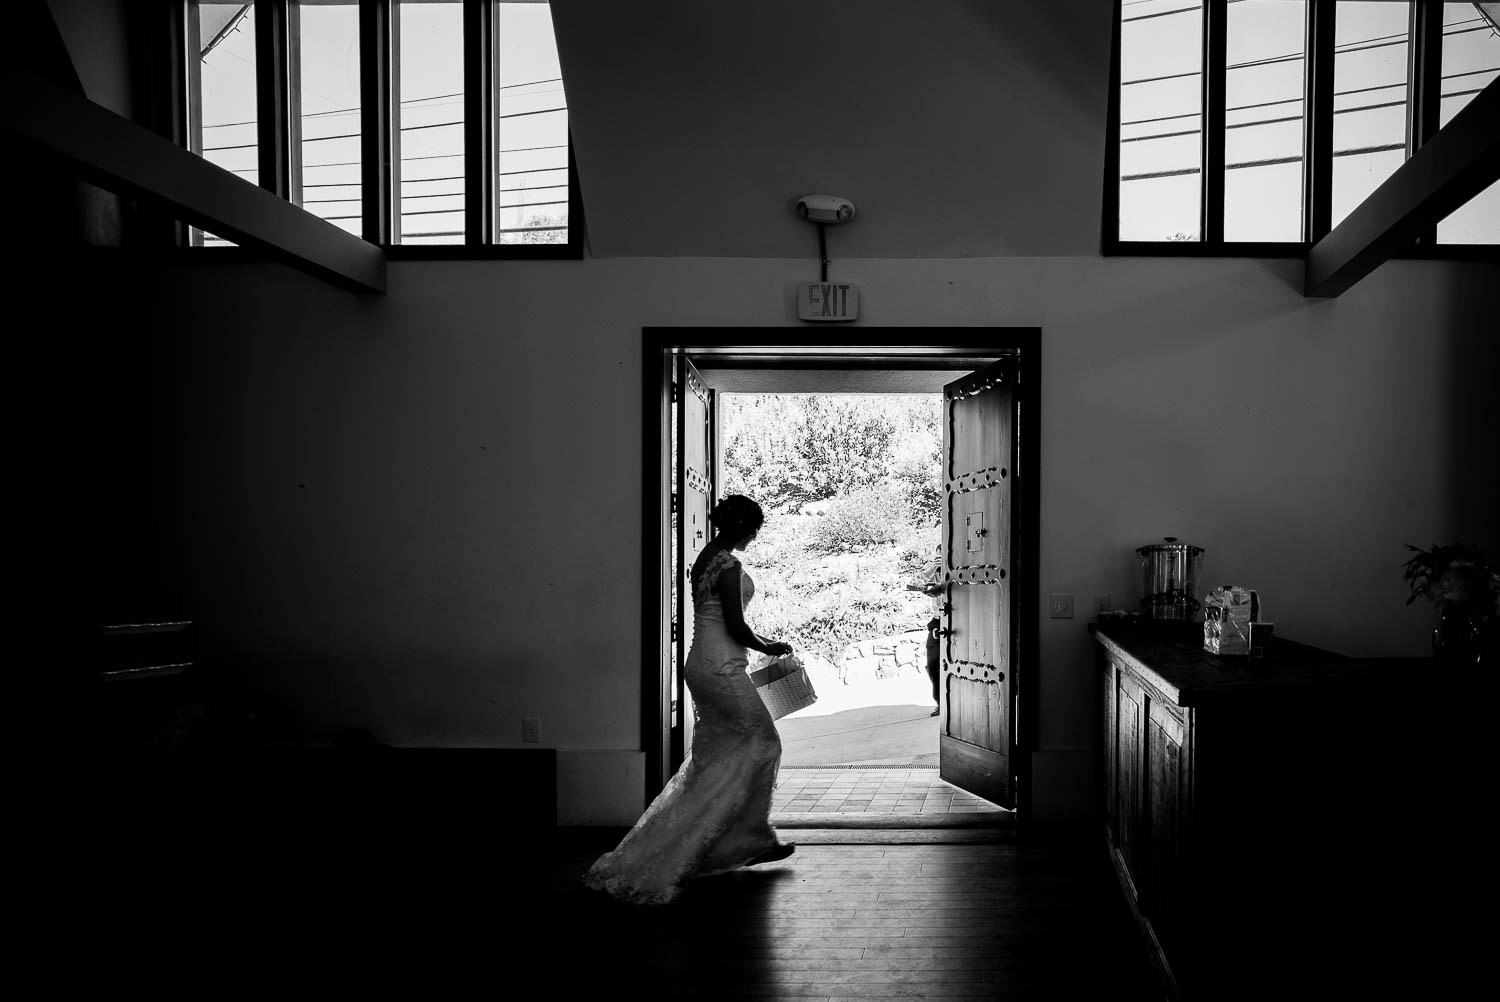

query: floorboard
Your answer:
[68,818,1164,999]
[526,828,1169,1001]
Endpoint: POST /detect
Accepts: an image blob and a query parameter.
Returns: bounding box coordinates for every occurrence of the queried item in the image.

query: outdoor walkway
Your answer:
[766,638,1013,827]
[772,766,1009,819]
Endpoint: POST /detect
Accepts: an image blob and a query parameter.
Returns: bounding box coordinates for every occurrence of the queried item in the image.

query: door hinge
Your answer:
[670,492,679,514]
[671,620,679,643]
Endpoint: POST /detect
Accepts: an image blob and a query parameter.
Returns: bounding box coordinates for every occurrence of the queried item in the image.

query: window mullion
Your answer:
[1103,0,1123,251]
[185,2,205,245]
[147,1,196,247]
[184,3,203,159]
[1408,0,1444,245]
[361,0,396,245]
[286,1,303,206]
[465,0,496,246]
[1203,0,1227,244]
[1305,0,1335,243]
[1408,1,1443,151]
[566,132,585,257]
[254,0,293,201]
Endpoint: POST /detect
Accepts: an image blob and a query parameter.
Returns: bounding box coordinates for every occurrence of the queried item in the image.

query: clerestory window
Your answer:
[1105,0,1498,253]
[185,0,581,258]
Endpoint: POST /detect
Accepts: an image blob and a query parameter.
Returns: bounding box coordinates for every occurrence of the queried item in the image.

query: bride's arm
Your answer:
[715,564,792,657]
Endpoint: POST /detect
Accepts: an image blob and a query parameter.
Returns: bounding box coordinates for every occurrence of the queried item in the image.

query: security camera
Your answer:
[796,194,856,224]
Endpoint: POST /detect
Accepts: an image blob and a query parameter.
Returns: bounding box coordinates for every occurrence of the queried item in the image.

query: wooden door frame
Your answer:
[642,328,1042,821]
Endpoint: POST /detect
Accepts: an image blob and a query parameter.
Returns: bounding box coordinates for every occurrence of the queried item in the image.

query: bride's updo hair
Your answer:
[709,495,764,544]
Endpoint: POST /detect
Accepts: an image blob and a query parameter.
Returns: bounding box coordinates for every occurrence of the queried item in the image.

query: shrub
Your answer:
[746,548,928,664]
[807,482,912,554]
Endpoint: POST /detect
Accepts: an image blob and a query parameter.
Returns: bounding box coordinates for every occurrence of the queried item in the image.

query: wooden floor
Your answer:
[62,755,1462,997]
[74,814,1161,998]
[528,827,1168,1001]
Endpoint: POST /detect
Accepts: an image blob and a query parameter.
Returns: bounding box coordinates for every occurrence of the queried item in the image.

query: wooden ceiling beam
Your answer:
[1,70,386,294]
[1304,79,1500,298]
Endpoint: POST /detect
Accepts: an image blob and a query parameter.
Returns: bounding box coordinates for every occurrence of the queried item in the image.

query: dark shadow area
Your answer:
[539,827,1165,1001]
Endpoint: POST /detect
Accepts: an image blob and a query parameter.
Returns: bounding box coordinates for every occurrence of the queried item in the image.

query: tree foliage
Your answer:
[511,212,568,245]
[721,394,940,518]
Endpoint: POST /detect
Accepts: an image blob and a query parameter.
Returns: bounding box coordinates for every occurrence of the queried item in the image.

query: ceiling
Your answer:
[550,0,1116,259]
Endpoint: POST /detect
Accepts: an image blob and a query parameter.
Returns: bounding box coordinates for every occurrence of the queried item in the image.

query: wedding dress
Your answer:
[582,548,784,905]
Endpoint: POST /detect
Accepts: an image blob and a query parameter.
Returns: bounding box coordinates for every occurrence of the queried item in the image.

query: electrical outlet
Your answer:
[1049,594,1074,619]
[522,717,540,743]
[1092,594,1112,616]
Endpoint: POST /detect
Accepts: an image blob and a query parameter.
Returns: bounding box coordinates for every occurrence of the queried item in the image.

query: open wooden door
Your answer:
[938,357,1019,808]
[671,354,715,771]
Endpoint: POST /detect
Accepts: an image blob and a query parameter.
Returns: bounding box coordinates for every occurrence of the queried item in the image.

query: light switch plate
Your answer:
[1049,594,1074,619]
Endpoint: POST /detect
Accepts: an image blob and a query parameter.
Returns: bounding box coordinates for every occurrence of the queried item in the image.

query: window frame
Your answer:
[179,0,583,259]
[1102,0,1498,258]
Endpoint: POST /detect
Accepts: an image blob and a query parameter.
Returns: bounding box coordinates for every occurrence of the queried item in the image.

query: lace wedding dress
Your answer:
[582,548,784,905]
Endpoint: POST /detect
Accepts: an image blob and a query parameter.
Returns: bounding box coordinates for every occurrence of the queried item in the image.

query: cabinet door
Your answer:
[1101,655,1118,844]
[1146,698,1190,966]
[1116,671,1146,901]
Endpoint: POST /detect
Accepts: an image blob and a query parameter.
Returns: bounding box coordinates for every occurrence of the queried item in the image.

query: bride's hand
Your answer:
[767,642,793,657]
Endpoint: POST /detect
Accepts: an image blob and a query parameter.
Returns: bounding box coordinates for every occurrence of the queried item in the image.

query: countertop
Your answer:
[1089,619,1424,707]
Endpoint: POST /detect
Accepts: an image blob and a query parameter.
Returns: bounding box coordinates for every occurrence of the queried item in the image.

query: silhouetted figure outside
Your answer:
[908,540,943,716]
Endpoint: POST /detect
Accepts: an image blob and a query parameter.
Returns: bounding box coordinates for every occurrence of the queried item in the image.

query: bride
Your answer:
[583,494,796,905]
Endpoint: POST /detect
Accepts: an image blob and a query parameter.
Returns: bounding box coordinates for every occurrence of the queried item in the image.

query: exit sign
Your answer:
[798,282,859,322]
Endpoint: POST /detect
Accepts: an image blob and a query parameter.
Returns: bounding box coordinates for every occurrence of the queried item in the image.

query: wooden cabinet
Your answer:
[1093,623,1424,1000]
[1100,647,1186,986]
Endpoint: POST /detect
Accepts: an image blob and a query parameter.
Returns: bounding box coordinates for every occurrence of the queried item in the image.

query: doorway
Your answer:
[719,389,944,772]
[641,331,1041,825]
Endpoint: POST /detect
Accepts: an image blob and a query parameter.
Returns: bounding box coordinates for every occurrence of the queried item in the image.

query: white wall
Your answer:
[112,252,1497,825]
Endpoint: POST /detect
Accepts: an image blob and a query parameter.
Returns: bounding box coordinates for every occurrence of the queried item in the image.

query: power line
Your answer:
[201,76,563,130]
[302,166,566,183]
[1122,21,1490,90]
[1123,66,1496,129]
[298,145,567,171]
[1123,4,1202,25]
[1123,77,1492,143]
[1122,141,1406,181]
[203,107,565,152]
[300,168,568,190]
[319,225,566,241]
[305,183,568,205]
[306,194,571,216]
[497,199,568,211]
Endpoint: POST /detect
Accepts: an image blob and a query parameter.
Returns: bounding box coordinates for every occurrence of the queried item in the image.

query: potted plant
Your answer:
[1402,542,1500,664]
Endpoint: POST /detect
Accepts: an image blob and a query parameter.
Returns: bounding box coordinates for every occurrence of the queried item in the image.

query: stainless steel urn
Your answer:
[1137,537,1205,621]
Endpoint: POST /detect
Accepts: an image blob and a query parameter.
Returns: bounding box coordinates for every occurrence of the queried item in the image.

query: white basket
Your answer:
[750,656,818,720]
